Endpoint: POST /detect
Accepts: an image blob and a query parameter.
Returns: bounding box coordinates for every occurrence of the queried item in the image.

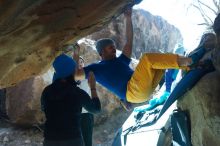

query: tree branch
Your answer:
[193,4,213,26]
[212,0,220,13]
[198,0,218,15]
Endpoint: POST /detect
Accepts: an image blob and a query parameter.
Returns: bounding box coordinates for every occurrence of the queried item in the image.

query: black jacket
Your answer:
[41,79,101,140]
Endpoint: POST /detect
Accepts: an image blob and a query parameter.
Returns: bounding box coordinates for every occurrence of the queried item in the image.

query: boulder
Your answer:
[177,46,220,146]
[5,70,53,126]
[0,0,133,88]
[177,71,220,146]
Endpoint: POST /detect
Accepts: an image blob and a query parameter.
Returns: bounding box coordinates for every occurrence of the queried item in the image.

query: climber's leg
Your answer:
[157,60,215,119]
[126,53,188,103]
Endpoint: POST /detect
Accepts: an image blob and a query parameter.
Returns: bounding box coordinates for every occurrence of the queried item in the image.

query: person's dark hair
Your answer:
[96,38,115,55]
[188,33,216,56]
[213,13,220,36]
[197,33,216,48]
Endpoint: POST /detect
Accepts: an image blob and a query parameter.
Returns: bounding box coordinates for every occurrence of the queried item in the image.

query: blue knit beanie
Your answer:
[52,72,58,82]
[96,38,115,55]
[214,13,220,35]
[52,54,76,80]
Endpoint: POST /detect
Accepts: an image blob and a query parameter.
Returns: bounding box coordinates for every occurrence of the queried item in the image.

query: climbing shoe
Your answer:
[134,91,170,112]
[145,91,170,111]
[189,47,206,68]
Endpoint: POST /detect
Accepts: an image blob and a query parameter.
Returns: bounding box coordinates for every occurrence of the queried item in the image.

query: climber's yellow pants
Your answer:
[126,53,187,103]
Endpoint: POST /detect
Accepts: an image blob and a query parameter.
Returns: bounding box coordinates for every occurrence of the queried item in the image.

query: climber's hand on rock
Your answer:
[72,43,80,60]
[73,43,80,55]
[124,6,132,18]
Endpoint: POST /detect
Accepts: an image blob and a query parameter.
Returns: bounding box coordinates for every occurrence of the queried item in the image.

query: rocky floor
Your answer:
[0,119,43,146]
[0,107,131,146]
[93,108,131,146]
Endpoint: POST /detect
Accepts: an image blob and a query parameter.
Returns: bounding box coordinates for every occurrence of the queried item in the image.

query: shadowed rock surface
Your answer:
[177,48,220,146]
[0,0,133,88]
[6,76,47,126]
[177,71,220,146]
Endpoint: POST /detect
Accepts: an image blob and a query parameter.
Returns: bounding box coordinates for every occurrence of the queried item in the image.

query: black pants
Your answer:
[80,113,94,146]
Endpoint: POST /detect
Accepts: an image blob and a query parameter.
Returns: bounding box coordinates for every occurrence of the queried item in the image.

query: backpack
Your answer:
[157,109,192,146]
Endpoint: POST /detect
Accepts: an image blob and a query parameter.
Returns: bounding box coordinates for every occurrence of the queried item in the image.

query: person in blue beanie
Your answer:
[41,54,101,146]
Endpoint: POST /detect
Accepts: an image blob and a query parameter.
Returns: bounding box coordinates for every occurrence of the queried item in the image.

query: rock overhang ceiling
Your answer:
[0,0,136,88]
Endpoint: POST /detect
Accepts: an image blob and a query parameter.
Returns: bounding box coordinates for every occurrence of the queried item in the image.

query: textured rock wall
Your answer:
[0,0,132,88]
[6,77,45,126]
[5,69,54,126]
[177,72,220,146]
[177,47,220,146]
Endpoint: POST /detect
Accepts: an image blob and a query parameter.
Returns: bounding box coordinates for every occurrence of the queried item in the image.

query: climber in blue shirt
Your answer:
[84,53,134,105]
[74,7,195,111]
